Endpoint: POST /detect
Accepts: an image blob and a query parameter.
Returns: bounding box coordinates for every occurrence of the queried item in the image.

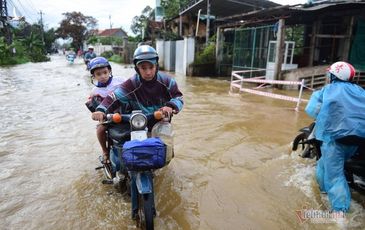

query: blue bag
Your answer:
[122,137,167,171]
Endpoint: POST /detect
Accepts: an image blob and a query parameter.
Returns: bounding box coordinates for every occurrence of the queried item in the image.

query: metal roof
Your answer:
[215,1,365,27]
[179,0,280,18]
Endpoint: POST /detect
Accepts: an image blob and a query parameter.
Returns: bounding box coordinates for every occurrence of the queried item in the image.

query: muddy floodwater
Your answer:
[1,55,364,229]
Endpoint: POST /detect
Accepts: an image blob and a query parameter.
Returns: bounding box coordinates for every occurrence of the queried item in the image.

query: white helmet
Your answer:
[88,45,94,50]
[327,61,356,82]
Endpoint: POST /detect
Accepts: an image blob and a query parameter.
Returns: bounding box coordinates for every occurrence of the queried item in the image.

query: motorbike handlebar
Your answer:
[102,110,170,124]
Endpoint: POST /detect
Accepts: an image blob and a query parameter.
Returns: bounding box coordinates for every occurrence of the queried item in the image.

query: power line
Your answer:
[15,0,37,22]
[9,0,37,23]
[23,0,38,13]
[39,10,44,44]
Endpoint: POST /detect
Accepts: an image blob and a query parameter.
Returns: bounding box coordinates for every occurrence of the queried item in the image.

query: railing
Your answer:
[298,70,365,89]
[230,69,308,111]
[353,70,365,88]
[299,74,326,90]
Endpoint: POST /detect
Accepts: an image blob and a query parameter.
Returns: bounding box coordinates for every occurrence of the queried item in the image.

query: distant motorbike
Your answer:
[95,110,173,230]
[292,122,365,192]
[66,54,76,64]
[84,59,91,70]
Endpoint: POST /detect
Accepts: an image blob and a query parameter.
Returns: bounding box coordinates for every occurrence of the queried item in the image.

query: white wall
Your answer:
[175,40,184,74]
[184,37,195,76]
[164,41,176,72]
[156,40,165,69]
[157,37,195,75]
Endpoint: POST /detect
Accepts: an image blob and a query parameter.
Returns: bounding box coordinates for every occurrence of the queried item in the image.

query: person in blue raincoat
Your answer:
[305,61,365,212]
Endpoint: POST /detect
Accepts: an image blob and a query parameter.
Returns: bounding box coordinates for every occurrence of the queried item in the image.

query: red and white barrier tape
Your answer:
[240,88,308,102]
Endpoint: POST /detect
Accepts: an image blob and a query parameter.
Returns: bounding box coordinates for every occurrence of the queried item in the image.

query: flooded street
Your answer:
[1,55,365,229]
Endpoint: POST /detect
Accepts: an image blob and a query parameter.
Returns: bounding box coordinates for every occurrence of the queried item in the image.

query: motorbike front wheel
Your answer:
[138,193,154,230]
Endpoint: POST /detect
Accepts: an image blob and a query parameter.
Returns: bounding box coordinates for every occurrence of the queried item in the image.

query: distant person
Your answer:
[305,61,365,213]
[66,49,76,63]
[85,57,126,163]
[84,45,97,69]
[77,49,83,58]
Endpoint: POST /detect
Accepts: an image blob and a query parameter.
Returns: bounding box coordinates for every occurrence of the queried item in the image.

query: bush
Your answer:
[0,37,31,65]
[194,43,216,65]
[109,54,124,63]
[101,50,114,59]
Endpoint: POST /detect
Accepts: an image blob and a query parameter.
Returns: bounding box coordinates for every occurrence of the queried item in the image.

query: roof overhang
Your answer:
[179,0,280,19]
[216,1,365,28]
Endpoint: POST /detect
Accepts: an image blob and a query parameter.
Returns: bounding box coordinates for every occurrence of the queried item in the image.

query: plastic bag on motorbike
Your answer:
[122,137,167,171]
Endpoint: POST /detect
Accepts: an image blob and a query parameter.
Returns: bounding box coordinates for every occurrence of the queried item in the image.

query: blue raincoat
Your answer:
[305,81,365,211]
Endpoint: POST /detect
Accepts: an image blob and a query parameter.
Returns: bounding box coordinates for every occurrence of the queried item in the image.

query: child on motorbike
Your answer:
[85,56,126,163]
[305,61,365,212]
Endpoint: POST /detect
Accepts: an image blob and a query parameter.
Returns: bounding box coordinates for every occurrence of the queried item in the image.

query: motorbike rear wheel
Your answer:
[292,132,312,158]
[137,193,154,230]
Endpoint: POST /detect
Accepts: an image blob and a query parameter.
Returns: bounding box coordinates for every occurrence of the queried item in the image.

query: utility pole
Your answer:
[109,15,113,45]
[0,0,12,44]
[38,10,45,45]
[205,0,210,45]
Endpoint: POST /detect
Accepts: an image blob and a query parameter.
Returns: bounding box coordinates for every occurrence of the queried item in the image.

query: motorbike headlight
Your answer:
[130,113,147,130]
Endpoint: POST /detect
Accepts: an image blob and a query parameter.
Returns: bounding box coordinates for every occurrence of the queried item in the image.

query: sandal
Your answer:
[102,153,110,164]
[99,155,113,179]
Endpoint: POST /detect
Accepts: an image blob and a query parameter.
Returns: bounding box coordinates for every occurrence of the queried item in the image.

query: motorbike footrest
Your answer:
[102,179,113,184]
[95,166,104,170]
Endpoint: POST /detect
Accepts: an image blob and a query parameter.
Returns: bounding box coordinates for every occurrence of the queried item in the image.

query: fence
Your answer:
[230,69,308,111]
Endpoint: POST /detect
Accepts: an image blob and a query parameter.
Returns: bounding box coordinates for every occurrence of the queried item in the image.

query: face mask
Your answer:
[93,75,113,87]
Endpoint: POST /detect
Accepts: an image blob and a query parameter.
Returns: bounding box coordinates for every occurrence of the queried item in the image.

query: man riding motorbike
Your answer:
[91,45,183,129]
[91,45,184,220]
[84,45,97,69]
[305,61,365,212]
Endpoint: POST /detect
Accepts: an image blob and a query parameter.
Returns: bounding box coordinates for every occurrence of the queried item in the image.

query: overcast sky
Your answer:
[9,0,306,35]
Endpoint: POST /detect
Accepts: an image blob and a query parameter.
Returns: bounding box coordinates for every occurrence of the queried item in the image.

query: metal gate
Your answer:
[232,25,275,74]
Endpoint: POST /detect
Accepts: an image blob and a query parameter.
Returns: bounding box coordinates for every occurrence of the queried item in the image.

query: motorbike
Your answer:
[84,59,91,70]
[66,53,76,64]
[95,110,172,230]
[292,122,365,193]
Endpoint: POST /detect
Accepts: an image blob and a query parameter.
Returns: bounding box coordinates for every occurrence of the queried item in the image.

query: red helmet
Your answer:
[327,61,356,82]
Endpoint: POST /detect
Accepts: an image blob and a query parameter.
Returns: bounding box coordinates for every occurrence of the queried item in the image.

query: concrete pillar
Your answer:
[184,36,195,75]
[343,16,354,62]
[156,39,165,69]
[273,19,285,81]
[215,26,224,75]
[309,20,320,67]
[206,0,210,45]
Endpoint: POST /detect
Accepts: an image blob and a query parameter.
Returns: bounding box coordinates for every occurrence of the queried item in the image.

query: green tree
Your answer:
[21,31,49,62]
[56,11,97,50]
[44,28,56,53]
[161,0,189,19]
[11,22,50,62]
[130,6,153,39]
[0,37,15,65]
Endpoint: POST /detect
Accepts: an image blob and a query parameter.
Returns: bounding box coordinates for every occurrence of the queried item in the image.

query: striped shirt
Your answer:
[96,72,183,128]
